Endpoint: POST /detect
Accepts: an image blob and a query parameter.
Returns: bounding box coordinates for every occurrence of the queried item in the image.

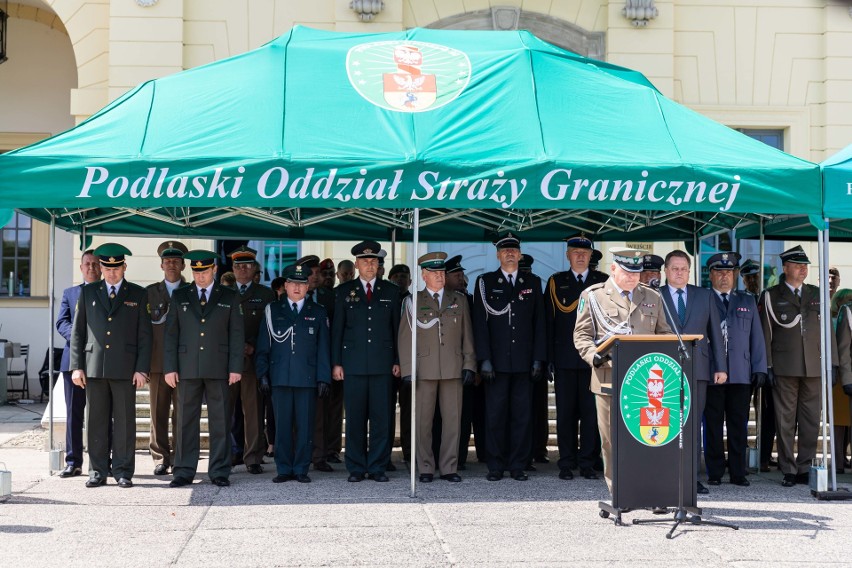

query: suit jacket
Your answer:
[759,283,837,377]
[837,305,852,388]
[331,278,401,375]
[574,279,672,395]
[237,282,276,374]
[69,280,153,379]
[146,279,185,375]
[709,289,767,384]
[398,289,476,380]
[164,283,245,379]
[472,269,546,373]
[255,299,331,388]
[661,284,727,382]
[545,269,608,369]
[57,284,84,373]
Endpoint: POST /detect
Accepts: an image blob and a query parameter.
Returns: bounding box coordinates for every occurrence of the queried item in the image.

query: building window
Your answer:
[1,212,31,296]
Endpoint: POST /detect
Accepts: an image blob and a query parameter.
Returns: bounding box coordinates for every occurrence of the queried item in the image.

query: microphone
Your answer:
[648,278,661,289]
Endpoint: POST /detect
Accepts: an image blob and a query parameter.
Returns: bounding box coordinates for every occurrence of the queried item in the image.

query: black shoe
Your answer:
[295,474,311,483]
[313,461,334,472]
[486,470,503,481]
[534,455,550,464]
[781,474,797,487]
[559,468,574,480]
[59,465,82,478]
[246,464,264,475]
[511,470,528,481]
[707,477,722,486]
[231,453,244,466]
[593,459,604,472]
[153,464,170,476]
[440,473,462,482]
[386,462,397,472]
[525,463,537,472]
[212,477,230,487]
[795,473,810,485]
[697,482,709,495]
[85,475,107,488]
[419,474,433,483]
[117,477,133,488]
[272,474,291,483]
[169,477,192,488]
[347,473,365,482]
[651,506,669,515]
[759,463,771,473]
[580,468,598,480]
[730,476,750,487]
[326,453,342,464]
[373,474,389,482]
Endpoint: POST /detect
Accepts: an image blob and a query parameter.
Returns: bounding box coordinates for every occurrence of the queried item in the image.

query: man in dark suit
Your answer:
[704,252,767,487]
[56,249,101,478]
[545,235,608,480]
[145,240,188,476]
[661,249,728,495]
[256,263,332,483]
[70,243,152,488]
[331,240,401,483]
[386,263,412,470]
[472,232,546,481]
[165,250,245,487]
[228,245,276,474]
[520,254,549,467]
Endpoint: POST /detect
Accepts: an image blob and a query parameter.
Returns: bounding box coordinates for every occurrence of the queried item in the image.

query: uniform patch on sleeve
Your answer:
[578,297,586,314]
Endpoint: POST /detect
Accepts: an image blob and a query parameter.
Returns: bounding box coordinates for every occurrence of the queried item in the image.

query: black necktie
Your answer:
[794,288,800,298]
[722,292,729,309]
[240,284,247,295]
[292,302,298,315]
[109,285,116,299]
[508,274,514,287]
[200,288,207,306]
[676,289,686,326]
[577,273,583,286]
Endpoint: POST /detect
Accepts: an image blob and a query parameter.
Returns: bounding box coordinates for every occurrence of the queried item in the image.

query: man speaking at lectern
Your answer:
[574,248,672,492]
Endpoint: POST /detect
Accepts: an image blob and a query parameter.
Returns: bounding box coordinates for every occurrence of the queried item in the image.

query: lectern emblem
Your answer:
[620,353,691,447]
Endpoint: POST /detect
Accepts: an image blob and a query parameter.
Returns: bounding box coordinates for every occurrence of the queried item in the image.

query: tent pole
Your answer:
[818,222,837,491]
[692,230,699,284]
[48,214,56,469]
[409,209,419,498]
[756,218,765,466]
[392,227,397,267]
[758,218,765,288]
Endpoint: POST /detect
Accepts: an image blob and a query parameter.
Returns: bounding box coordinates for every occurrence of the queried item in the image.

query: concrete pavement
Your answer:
[1,402,851,567]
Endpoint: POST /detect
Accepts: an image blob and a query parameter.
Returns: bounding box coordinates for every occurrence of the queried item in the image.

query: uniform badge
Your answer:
[497,278,503,284]
[578,298,585,314]
[781,313,787,321]
[309,327,315,335]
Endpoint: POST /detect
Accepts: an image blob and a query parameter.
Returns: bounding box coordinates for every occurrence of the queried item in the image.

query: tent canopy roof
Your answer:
[1,26,821,240]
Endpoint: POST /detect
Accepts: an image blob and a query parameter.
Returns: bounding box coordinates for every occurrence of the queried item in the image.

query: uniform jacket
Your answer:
[837,305,852,388]
[255,299,331,388]
[237,282,276,374]
[709,289,767,384]
[331,278,401,374]
[69,280,153,379]
[57,284,83,373]
[398,289,476,380]
[146,279,185,375]
[573,279,672,395]
[661,284,728,382]
[309,286,335,322]
[759,283,838,378]
[472,268,546,373]
[545,269,608,369]
[163,283,245,379]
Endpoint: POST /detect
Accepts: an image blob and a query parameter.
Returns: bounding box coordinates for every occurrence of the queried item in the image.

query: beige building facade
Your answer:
[1,0,851,390]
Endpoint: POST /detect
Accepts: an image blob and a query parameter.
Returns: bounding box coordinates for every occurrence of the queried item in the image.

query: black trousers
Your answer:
[530,378,550,460]
[174,378,231,481]
[485,372,532,472]
[63,371,87,468]
[272,386,316,476]
[86,378,135,480]
[704,383,752,479]
[387,379,411,462]
[554,368,600,471]
[753,384,777,465]
[345,373,392,476]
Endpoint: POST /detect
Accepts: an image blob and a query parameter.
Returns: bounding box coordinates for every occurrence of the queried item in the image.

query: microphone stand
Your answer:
[632,281,738,538]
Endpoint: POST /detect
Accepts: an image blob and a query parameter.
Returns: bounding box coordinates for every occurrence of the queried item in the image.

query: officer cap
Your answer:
[351,240,382,258]
[94,243,131,267]
[589,249,602,269]
[706,251,742,271]
[739,259,760,276]
[445,255,465,273]
[228,245,257,264]
[642,254,665,272]
[780,245,810,265]
[564,233,593,250]
[519,254,534,269]
[185,250,217,272]
[388,264,410,278]
[296,254,320,269]
[492,231,521,250]
[320,258,335,271]
[418,252,447,271]
[283,263,309,283]
[157,240,188,259]
[378,249,388,266]
[610,247,647,273]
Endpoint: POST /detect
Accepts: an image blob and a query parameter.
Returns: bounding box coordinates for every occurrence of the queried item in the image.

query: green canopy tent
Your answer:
[0,26,828,494]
